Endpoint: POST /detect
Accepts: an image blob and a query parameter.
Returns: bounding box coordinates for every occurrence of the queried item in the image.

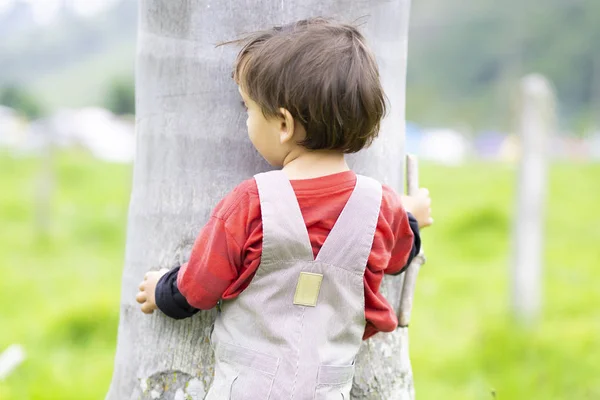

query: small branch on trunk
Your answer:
[398,154,425,328]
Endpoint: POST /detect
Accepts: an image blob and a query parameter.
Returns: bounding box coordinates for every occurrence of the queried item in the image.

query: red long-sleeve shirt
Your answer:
[176,170,414,339]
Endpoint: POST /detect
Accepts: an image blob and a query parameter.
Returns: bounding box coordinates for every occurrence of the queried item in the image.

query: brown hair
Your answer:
[224,18,386,153]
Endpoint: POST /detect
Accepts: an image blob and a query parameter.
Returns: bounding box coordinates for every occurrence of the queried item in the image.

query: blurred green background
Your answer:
[1,153,598,399]
[1,0,599,399]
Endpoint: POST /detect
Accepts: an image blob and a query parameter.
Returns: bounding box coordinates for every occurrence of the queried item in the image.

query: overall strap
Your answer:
[315,175,383,274]
[254,171,314,264]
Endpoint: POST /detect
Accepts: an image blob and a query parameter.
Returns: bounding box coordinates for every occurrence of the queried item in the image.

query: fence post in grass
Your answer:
[34,125,54,236]
[512,74,554,323]
[398,154,425,328]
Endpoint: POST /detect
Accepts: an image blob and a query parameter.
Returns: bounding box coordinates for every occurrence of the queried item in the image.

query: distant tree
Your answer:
[0,85,43,119]
[407,0,600,131]
[105,77,135,115]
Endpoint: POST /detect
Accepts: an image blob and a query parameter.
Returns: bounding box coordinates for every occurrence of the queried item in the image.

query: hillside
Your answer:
[1,0,598,132]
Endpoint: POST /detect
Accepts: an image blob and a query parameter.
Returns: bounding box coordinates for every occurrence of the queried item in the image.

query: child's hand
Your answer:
[401,188,433,229]
[136,268,169,314]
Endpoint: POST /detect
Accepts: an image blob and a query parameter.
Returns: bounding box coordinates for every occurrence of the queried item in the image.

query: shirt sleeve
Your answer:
[176,215,242,310]
[173,180,256,310]
[382,188,416,276]
[151,179,258,314]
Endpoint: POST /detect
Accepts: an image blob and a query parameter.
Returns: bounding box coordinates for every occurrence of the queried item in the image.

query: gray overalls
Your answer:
[206,170,382,400]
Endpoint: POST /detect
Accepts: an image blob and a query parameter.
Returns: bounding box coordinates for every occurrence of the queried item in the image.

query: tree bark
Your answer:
[106,1,412,399]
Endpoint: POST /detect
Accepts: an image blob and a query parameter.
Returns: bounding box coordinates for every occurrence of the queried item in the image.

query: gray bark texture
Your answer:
[511,74,554,324]
[106,1,412,399]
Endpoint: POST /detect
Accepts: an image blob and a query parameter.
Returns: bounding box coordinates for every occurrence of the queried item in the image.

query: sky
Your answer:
[0,0,117,24]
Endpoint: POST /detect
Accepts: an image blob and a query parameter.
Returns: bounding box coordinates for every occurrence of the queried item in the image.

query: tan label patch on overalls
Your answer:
[293,272,323,307]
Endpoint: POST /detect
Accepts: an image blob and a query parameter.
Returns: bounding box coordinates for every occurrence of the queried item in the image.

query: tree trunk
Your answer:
[106,1,412,399]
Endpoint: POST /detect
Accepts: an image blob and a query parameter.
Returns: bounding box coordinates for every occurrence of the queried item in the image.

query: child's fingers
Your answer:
[416,188,429,198]
[141,303,155,314]
[135,291,146,304]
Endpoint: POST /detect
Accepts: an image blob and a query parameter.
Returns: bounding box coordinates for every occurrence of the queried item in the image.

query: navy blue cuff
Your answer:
[155,264,199,320]
[390,212,421,276]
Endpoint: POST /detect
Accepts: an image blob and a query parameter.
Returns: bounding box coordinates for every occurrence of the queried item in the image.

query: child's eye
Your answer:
[240,101,248,111]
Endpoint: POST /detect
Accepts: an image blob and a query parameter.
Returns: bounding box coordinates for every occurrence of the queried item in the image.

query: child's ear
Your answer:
[278,107,295,144]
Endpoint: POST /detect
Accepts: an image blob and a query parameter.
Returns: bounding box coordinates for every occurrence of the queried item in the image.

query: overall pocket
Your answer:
[205,359,238,400]
[314,364,354,400]
[214,342,279,400]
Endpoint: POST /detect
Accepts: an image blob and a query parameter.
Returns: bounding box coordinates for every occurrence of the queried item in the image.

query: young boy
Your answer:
[136,18,432,399]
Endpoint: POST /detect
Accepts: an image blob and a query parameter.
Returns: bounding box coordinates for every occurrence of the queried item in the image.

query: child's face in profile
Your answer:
[238,86,294,167]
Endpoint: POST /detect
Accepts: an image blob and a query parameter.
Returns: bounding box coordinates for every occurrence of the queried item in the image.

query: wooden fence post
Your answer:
[512,73,554,323]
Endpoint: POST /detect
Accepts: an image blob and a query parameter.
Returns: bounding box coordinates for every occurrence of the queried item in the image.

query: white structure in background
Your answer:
[1,106,135,163]
[585,132,600,160]
[0,106,29,148]
[40,107,135,163]
[418,128,470,165]
[0,344,26,381]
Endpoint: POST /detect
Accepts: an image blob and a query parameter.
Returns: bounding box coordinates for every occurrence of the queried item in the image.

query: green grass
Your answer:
[412,162,600,400]
[0,151,130,400]
[0,152,598,399]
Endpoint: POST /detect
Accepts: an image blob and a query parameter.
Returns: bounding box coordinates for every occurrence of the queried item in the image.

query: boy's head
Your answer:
[229,18,386,166]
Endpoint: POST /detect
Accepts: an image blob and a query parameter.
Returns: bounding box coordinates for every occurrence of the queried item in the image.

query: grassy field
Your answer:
[0,151,598,399]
